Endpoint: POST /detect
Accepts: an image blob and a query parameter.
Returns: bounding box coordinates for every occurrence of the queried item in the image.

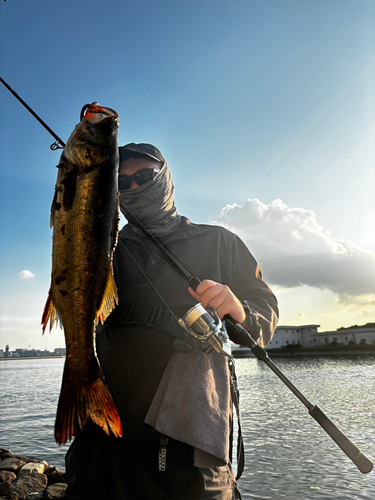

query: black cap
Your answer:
[119,143,165,163]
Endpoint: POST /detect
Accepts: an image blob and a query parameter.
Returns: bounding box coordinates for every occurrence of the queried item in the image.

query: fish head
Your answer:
[61,103,119,171]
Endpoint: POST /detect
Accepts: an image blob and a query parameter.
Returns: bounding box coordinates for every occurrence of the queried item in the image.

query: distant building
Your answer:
[311,327,375,346]
[14,348,27,357]
[265,325,320,349]
[54,348,66,356]
[1,347,67,358]
[261,325,375,349]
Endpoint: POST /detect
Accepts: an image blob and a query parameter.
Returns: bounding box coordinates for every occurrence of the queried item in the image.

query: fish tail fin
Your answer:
[54,361,122,445]
[97,263,118,325]
[41,291,60,334]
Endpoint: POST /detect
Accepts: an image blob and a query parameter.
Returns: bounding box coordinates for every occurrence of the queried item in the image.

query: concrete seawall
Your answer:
[233,348,375,358]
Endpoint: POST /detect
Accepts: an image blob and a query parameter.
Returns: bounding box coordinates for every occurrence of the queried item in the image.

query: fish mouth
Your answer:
[81,103,119,124]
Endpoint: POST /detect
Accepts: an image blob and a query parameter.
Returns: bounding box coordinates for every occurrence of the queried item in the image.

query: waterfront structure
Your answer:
[266,325,375,349]
[266,325,320,349]
[1,347,66,357]
[310,327,375,347]
[232,325,375,355]
[54,347,66,356]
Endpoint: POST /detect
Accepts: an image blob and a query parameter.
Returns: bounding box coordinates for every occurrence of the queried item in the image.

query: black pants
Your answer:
[65,433,241,500]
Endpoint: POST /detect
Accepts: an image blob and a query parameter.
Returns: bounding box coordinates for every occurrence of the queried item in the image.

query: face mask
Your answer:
[119,162,182,237]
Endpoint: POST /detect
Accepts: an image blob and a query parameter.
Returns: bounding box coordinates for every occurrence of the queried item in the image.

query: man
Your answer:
[65,143,278,499]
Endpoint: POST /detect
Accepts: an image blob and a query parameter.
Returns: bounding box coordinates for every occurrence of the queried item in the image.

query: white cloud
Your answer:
[334,294,375,308]
[215,198,375,300]
[19,270,35,279]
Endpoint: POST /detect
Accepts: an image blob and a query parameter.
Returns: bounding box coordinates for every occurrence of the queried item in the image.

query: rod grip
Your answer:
[189,277,201,292]
[309,406,373,474]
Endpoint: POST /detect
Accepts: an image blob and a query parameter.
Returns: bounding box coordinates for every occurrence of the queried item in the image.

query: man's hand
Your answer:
[188,279,246,325]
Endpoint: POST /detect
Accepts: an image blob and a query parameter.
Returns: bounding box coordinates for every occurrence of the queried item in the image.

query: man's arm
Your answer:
[189,234,278,348]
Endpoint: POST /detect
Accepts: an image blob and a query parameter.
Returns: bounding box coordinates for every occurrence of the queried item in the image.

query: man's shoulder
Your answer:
[118,216,237,242]
[181,217,237,240]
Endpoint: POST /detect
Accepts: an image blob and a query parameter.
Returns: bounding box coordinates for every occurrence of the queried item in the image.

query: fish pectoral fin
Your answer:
[50,163,78,224]
[50,185,59,228]
[41,292,61,333]
[97,263,119,325]
[61,166,78,212]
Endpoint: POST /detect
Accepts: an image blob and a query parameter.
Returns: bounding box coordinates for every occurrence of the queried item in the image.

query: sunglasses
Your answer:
[118,168,160,190]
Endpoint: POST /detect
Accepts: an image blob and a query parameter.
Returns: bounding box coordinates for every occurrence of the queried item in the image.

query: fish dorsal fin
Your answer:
[41,291,61,333]
[97,263,119,325]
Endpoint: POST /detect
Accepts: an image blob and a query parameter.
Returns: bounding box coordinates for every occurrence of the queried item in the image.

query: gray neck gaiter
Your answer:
[119,162,182,237]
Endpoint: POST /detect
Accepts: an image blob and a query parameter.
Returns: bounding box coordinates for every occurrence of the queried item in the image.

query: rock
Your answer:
[11,454,36,465]
[19,463,47,478]
[0,470,17,482]
[0,450,66,500]
[0,457,26,472]
[43,483,67,499]
[0,481,10,496]
[8,472,48,500]
[0,470,17,495]
[26,492,44,499]
[44,468,66,486]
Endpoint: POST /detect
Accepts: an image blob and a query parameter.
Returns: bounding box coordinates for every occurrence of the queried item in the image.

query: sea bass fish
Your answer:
[42,103,122,445]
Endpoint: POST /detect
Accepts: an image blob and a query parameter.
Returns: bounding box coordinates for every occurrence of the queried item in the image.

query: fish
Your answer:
[42,103,122,445]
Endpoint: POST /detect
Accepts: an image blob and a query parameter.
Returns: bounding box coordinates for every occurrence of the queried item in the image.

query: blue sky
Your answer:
[1,0,374,350]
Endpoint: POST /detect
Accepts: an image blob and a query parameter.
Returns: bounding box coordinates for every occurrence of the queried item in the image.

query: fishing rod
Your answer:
[120,201,373,475]
[226,320,373,474]
[2,83,372,474]
[0,77,65,150]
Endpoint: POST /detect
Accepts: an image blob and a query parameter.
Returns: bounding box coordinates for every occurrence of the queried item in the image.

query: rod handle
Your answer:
[309,406,373,474]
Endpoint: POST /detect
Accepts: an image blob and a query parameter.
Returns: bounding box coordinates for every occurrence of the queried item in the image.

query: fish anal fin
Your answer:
[41,292,60,334]
[54,363,122,445]
[97,263,118,325]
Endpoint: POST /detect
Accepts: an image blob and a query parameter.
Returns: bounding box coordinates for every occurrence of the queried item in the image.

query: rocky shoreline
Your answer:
[0,449,67,500]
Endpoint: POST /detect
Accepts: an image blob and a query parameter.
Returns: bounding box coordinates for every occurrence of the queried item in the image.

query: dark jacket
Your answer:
[96,217,278,441]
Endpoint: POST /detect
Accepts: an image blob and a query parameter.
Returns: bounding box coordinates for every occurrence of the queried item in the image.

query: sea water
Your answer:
[0,355,374,499]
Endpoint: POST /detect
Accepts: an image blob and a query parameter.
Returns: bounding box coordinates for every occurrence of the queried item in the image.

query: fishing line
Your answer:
[123,237,190,286]
[0,93,53,148]
[118,238,181,323]
[0,77,65,150]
